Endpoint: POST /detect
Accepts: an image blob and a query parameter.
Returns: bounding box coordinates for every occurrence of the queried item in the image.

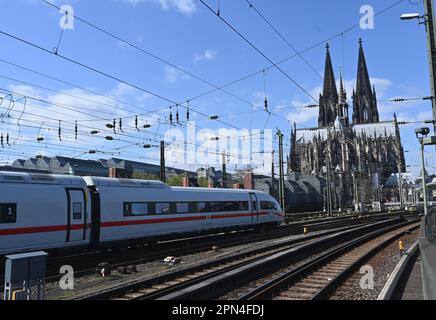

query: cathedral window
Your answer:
[363,109,369,121]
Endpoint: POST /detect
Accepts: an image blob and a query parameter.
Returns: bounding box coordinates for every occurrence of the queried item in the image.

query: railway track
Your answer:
[239,221,419,300]
[76,216,414,300]
[1,212,401,286]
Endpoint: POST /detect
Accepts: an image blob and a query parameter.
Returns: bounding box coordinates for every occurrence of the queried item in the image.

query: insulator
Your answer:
[143,124,151,129]
[58,120,62,141]
[186,108,190,121]
[37,137,44,142]
[90,130,99,135]
[176,110,179,123]
[105,136,114,141]
[143,144,151,149]
[264,97,268,111]
[113,119,116,134]
[6,133,10,146]
[106,123,114,129]
[169,111,173,124]
[88,150,97,154]
[119,118,124,132]
[210,115,219,120]
[0,133,3,148]
[75,121,78,140]
[135,116,139,130]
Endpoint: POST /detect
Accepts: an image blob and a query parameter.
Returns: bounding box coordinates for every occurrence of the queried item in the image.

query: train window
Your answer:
[156,202,171,214]
[188,202,198,213]
[238,201,249,211]
[123,202,151,216]
[176,202,189,214]
[209,202,222,212]
[222,202,242,212]
[252,201,257,211]
[0,203,17,224]
[261,201,277,210]
[73,202,82,220]
[198,202,209,213]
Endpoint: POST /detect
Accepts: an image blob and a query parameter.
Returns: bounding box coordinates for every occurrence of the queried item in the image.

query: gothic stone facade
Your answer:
[288,40,405,210]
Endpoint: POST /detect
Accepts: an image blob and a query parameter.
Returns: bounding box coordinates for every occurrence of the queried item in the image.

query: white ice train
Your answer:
[0,172,284,256]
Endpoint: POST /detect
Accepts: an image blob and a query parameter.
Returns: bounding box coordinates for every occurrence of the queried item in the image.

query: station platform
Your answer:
[397,254,424,300]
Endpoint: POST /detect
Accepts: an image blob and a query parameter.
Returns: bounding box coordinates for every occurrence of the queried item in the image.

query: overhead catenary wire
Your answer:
[198,0,318,103]
[2,0,407,126]
[0,29,259,137]
[244,0,323,80]
[0,0,408,170]
[40,0,274,115]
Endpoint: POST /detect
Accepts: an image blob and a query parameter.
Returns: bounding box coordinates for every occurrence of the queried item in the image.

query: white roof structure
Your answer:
[0,171,86,186]
[296,121,396,143]
[83,176,170,189]
[353,122,396,138]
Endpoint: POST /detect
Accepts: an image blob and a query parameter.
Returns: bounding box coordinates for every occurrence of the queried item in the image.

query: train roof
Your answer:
[171,186,262,194]
[0,171,86,186]
[83,176,171,189]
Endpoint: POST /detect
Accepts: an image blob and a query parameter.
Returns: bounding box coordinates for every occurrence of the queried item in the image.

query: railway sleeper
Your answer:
[277,292,313,300]
[297,282,326,289]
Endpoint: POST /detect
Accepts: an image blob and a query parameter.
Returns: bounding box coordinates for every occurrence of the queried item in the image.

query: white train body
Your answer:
[0,172,283,255]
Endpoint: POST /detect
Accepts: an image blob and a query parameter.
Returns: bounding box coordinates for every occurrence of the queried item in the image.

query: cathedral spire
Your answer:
[338,71,349,126]
[323,43,338,100]
[356,38,371,96]
[318,43,339,127]
[352,38,379,124]
[339,72,346,104]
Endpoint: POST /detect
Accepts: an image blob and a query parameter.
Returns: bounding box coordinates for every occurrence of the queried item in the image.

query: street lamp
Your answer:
[401,0,436,135]
[415,127,436,215]
[400,13,425,22]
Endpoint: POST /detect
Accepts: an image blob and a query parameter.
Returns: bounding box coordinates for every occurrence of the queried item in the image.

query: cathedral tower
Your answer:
[352,39,379,124]
[318,43,339,127]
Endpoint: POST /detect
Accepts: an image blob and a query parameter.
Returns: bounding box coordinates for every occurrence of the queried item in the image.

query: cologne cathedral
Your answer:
[288,39,405,210]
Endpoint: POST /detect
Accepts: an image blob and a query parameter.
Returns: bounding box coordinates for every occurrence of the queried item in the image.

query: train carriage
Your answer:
[0,172,92,255]
[0,172,283,256]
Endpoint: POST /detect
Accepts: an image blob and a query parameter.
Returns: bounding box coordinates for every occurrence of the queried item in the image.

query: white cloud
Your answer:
[115,40,130,50]
[163,66,179,83]
[194,50,218,64]
[284,100,319,125]
[7,85,42,99]
[120,0,196,15]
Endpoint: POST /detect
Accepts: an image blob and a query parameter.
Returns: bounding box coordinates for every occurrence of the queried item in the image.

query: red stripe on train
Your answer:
[0,224,86,236]
[0,211,272,236]
[101,211,270,228]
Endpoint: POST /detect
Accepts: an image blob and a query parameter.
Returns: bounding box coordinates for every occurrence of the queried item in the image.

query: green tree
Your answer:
[166,173,188,186]
[198,177,208,187]
[132,172,160,180]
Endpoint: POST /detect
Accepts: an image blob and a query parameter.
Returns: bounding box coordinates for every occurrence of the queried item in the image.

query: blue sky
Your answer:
[0,0,435,177]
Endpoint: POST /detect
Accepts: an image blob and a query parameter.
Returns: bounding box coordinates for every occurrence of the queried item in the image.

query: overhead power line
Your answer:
[198,0,318,103]
[244,0,323,80]
[0,28,250,133]
[40,0,271,113]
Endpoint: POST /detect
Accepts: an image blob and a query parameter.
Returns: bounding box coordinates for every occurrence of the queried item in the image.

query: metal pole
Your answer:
[271,150,276,199]
[326,151,332,216]
[222,152,227,188]
[398,163,404,210]
[277,130,285,212]
[420,139,429,216]
[424,0,436,134]
[160,140,166,183]
[325,128,333,216]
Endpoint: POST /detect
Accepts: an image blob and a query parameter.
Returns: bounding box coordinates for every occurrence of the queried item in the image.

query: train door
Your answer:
[66,189,87,242]
[249,193,259,222]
